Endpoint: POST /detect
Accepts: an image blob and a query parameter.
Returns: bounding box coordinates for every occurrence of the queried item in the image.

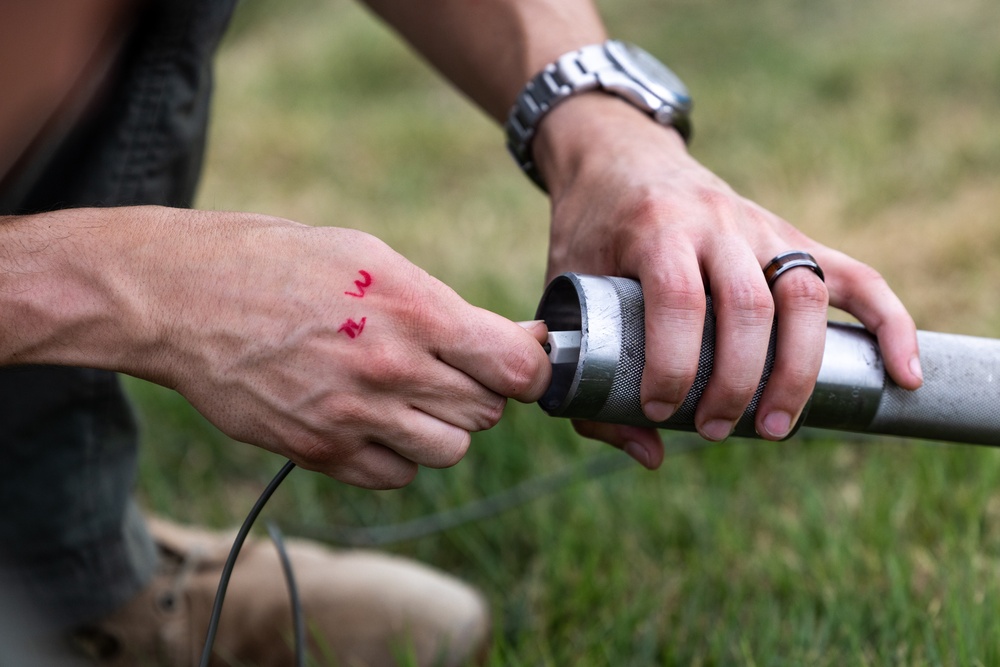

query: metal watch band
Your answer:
[504,41,690,191]
[505,44,607,190]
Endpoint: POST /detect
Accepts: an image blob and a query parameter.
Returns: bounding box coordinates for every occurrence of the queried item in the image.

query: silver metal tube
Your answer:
[868,330,1000,444]
[536,273,1000,446]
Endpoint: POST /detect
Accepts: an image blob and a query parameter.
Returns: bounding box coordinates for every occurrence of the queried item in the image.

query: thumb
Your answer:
[439,310,552,403]
[517,319,549,345]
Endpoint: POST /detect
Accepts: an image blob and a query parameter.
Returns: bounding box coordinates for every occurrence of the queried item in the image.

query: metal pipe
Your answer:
[536,273,1000,445]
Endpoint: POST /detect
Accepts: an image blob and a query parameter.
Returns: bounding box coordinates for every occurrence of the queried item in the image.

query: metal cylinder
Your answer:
[536,273,1000,446]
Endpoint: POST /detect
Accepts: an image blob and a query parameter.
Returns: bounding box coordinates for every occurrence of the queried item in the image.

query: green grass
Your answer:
[128,0,1000,663]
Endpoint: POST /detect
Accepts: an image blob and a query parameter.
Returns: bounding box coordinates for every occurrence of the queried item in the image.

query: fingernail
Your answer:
[624,441,651,468]
[761,411,792,439]
[702,419,734,442]
[643,401,677,423]
[909,355,923,382]
[517,320,546,329]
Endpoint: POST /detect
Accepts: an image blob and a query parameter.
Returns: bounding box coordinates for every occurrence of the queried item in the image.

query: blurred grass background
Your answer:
[125,0,1000,664]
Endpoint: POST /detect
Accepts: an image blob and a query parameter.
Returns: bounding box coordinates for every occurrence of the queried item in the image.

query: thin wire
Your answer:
[266,520,306,667]
[196,435,717,665]
[293,437,715,547]
[198,459,296,667]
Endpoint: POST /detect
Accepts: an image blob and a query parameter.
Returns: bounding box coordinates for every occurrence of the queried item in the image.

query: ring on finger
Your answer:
[763,250,825,289]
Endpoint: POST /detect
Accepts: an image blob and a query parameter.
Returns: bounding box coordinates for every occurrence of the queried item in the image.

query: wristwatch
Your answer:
[505,40,693,190]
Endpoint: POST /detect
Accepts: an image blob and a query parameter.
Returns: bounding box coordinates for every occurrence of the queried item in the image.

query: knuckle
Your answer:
[475,395,507,431]
[716,380,763,413]
[330,445,419,491]
[884,310,917,338]
[363,344,412,387]
[852,261,886,286]
[840,261,887,300]
[718,281,774,327]
[624,191,675,228]
[641,365,697,406]
[766,353,821,400]
[294,431,352,472]
[648,273,706,319]
[779,272,829,311]
[497,347,543,398]
[778,365,820,395]
[692,185,758,228]
[639,261,706,319]
[695,185,738,215]
[644,357,695,386]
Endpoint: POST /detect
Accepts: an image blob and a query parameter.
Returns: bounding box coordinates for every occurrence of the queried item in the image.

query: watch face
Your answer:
[606,40,692,113]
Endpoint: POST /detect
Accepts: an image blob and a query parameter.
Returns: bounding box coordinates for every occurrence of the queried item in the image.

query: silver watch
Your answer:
[505,40,692,190]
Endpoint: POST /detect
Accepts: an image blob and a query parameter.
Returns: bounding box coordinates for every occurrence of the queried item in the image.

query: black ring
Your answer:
[763,251,825,288]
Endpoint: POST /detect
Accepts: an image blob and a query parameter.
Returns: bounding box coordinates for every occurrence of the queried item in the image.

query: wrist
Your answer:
[505,39,692,192]
[532,92,690,196]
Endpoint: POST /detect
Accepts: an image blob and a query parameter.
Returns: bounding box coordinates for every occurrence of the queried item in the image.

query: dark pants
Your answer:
[0,0,237,632]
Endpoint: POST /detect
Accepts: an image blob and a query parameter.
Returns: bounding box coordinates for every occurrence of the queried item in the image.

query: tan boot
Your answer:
[73,516,490,667]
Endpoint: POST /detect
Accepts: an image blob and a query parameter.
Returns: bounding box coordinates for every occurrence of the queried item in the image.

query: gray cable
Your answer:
[292,438,714,547]
[267,521,306,667]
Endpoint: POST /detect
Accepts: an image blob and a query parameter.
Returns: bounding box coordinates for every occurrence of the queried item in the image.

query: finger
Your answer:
[344,335,507,435]
[572,420,665,470]
[755,264,829,440]
[693,246,774,441]
[821,249,923,389]
[390,325,512,432]
[377,406,473,469]
[517,319,550,344]
[289,401,472,484]
[438,307,552,402]
[323,442,419,490]
[636,247,708,423]
[405,361,508,433]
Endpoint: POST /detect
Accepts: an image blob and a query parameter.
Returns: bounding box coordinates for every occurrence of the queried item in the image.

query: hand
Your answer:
[533,95,922,467]
[129,209,551,489]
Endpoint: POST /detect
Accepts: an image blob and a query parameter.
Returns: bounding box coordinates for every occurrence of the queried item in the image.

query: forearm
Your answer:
[357,1,687,197]
[0,207,161,371]
[358,0,607,122]
[0,206,297,380]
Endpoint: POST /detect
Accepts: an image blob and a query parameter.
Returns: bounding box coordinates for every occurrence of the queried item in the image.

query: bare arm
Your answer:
[0,207,551,488]
[359,0,606,122]
[359,0,922,466]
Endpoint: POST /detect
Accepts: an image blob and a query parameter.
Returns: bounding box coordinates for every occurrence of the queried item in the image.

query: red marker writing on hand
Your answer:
[344,270,372,298]
[338,317,366,339]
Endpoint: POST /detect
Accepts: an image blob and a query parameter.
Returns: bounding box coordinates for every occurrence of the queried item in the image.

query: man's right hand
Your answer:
[0,207,551,489]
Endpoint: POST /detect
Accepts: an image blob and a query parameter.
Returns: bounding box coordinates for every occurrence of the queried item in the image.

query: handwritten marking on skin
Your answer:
[344,270,373,298]
[338,317,367,339]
